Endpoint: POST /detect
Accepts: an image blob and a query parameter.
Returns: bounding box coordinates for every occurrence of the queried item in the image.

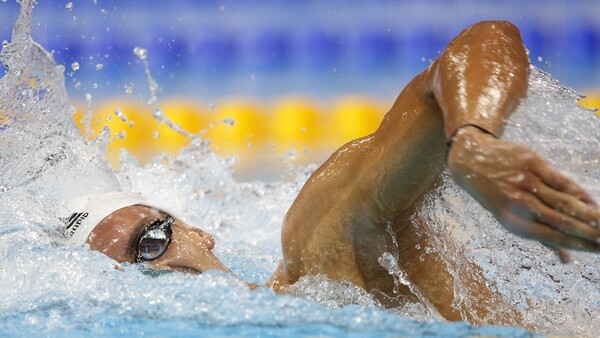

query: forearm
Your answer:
[427,21,529,140]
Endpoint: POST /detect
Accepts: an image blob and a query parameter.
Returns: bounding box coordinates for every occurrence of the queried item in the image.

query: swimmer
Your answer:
[61,21,600,326]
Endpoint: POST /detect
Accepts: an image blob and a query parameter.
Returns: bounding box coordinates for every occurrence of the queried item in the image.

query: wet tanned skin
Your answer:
[88,205,229,273]
[86,21,600,327]
[268,20,600,326]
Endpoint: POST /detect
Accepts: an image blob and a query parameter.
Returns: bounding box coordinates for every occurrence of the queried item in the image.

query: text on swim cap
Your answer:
[65,212,89,237]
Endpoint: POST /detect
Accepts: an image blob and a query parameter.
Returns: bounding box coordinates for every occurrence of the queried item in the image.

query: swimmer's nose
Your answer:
[194,228,215,250]
[178,222,215,250]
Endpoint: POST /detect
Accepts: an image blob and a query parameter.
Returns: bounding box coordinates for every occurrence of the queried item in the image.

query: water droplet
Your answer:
[129,121,135,128]
[95,63,103,71]
[521,257,533,269]
[124,83,134,95]
[421,56,426,62]
[93,83,98,89]
[100,8,107,14]
[153,132,160,139]
[537,56,543,62]
[223,118,235,126]
[117,131,126,139]
[1,40,8,47]
[133,47,147,60]
[70,61,79,71]
[85,93,92,101]
[152,110,163,121]
[114,109,127,122]
[65,2,73,11]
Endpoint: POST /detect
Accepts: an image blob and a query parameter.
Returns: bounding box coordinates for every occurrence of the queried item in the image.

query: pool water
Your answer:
[1,1,599,337]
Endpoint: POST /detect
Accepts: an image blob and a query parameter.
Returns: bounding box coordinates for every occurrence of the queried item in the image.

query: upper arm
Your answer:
[278,74,448,282]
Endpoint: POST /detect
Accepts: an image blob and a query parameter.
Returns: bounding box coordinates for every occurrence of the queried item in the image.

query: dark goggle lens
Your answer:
[136,217,173,262]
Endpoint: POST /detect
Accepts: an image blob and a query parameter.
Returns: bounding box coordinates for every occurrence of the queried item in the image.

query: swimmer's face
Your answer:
[87,205,230,273]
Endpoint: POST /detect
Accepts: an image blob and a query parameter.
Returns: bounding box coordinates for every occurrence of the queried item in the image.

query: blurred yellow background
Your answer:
[73,92,600,177]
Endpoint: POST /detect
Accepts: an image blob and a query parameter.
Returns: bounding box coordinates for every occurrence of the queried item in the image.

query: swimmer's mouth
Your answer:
[139,264,204,275]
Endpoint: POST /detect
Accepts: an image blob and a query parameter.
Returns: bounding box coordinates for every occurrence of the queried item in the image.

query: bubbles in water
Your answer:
[133,46,148,60]
[2,40,8,47]
[223,117,235,126]
[153,131,160,138]
[65,2,73,11]
[95,63,103,70]
[70,61,79,71]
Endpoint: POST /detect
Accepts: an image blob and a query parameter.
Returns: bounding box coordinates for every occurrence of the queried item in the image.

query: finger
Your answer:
[534,183,600,226]
[534,164,598,207]
[501,213,600,252]
[543,244,572,264]
[516,191,600,241]
[555,248,572,263]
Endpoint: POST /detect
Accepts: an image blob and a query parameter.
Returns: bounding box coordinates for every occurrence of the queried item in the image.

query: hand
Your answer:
[447,126,600,253]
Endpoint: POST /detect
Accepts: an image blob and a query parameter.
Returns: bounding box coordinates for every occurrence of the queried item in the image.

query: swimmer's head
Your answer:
[60,192,229,273]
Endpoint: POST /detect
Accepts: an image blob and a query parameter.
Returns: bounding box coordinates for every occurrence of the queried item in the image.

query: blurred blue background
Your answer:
[1,0,599,102]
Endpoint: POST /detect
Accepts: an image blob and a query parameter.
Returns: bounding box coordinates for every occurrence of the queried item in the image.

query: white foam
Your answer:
[1,0,599,336]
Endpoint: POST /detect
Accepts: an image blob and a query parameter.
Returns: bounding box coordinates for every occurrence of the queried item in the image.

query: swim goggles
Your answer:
[135,213,174,262]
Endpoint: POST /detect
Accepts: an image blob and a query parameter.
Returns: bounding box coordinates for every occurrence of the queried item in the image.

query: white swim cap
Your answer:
[60,192,147,245]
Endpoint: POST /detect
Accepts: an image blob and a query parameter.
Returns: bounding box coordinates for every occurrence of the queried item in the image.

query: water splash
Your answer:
[0,1,599,337]
[411,66,600,334]
[0,0,120,219]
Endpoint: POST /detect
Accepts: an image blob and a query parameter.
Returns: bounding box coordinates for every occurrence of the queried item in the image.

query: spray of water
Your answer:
[0,0,599,336]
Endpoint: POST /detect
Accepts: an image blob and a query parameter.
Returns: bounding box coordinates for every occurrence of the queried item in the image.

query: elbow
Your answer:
[468,21,522,39]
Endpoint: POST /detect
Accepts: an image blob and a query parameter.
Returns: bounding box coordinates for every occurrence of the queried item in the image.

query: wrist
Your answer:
[447,125,497,166]
[447,124,497,149]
